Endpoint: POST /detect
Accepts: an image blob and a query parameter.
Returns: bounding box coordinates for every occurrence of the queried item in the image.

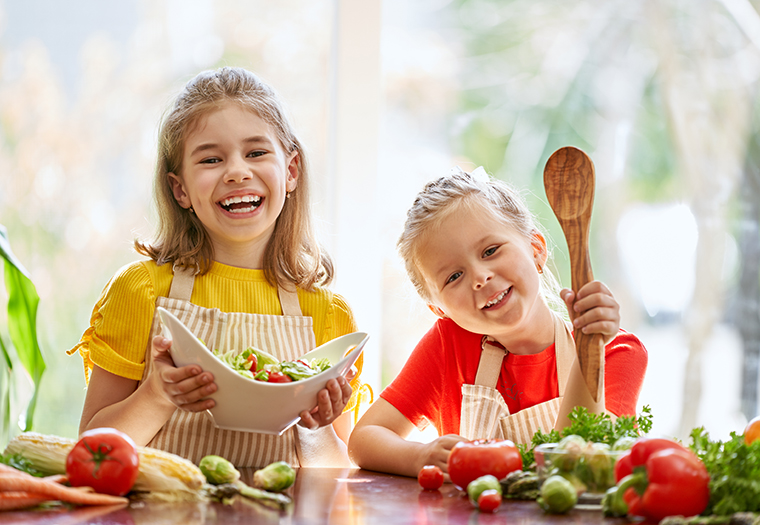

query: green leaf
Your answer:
[0,225,46,432]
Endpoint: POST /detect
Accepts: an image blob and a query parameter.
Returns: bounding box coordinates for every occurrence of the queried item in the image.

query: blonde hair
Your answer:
[135,67,333,289]
[397,168,564,311]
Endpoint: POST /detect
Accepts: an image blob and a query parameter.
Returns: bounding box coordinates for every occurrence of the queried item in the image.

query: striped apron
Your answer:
[460,313,590,444]
[140,265,351,467]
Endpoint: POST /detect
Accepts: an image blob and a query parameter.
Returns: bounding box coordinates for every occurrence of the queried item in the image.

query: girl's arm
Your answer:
[348,398,466,478]
[79,336,218,445]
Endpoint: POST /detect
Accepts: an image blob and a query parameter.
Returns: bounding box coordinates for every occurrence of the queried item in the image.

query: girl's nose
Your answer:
[225,156,252,183]
[473,268,492,290]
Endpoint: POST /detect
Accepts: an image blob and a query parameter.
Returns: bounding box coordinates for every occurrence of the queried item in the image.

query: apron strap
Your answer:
[167,265,303,318]
[278,286,303,317]
[474,338,506,388]
[168,264,196,301]
[553,314,576,394]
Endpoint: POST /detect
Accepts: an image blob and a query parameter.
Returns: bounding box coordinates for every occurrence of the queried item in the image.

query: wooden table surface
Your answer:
[0,468,629,525]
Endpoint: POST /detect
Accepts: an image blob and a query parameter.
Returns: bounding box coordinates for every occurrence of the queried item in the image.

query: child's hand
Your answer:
[149,335,217,412]
[418,434,468,479]
[560,281,620,346]
[298,376,353,430]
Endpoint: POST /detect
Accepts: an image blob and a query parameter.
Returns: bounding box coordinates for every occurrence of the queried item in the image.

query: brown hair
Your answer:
[397,168,563,310]
[135,67,333,289]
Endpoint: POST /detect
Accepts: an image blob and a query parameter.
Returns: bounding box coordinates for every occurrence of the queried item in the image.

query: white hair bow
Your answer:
[450,165,490,182]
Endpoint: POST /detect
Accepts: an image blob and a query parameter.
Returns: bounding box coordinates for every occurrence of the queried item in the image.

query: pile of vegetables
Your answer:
[199,455,295,510]
[0,428,299,513]
[213,346,331,383]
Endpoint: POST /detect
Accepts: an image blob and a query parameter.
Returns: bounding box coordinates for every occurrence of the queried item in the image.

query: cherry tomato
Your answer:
[246,353,258,371]
[66,427,139,496]
[447,439,522,491]
[417,465,444,490]
[744,415,760,445]
[478,489,501,513]
[268,371,293,383]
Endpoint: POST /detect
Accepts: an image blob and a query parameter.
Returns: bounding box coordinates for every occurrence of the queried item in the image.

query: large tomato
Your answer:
[447,439,522,491]
[66,428,140,496]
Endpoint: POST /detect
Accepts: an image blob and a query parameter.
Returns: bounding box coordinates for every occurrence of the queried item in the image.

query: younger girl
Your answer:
[70,67,364,467]
[348,168,647,477]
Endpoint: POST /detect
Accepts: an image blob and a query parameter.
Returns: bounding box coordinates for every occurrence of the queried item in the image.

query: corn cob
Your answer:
[3,432,206,498]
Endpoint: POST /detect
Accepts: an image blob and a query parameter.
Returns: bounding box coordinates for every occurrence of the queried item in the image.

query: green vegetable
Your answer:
[537,474,578,514]
[310,358,331,372]
[577,442,615,492]
[500,470,539,500]
[280,361,320,381]
[248,347,279,371]
[552,435,586,470]
[204,482,293,510]
[199,455,241,485]
[519,405,653,468]
[689,427,760,515]
[213,349,255,379]
[467,475,502,505]
[253,461,296,492]
[601,485,629,517]
[0,453,45,477]
[612,435,636,451]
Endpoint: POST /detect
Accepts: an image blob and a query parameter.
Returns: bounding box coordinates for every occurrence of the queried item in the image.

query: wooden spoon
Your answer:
[543,146,604,402]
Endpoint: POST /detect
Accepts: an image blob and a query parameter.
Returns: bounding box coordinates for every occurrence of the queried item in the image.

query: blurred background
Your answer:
[1,0,758,446]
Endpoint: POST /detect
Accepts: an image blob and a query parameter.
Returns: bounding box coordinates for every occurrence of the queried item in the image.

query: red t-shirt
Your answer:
[380,318,648,437]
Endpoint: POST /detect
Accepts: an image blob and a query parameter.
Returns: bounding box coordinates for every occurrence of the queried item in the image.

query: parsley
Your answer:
[519,405,653,468]
[689,427,760,515]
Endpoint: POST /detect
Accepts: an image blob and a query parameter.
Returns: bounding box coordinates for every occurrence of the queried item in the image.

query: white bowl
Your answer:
[156,306,369,435]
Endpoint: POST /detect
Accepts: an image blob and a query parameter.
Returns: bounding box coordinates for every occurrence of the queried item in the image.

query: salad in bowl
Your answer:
[157,307,368,435]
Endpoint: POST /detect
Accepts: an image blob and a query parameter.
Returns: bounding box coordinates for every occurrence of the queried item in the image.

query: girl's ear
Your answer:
[531,230,548,269]
[427,304,448,319]
[286,150,299,193]
[167,172,192,209]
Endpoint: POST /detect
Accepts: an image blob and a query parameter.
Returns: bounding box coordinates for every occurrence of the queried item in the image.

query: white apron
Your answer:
[460,313,601,444]
[140,265,352,467]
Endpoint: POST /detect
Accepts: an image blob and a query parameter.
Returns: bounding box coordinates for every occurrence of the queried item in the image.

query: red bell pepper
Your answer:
[611,437,710,522]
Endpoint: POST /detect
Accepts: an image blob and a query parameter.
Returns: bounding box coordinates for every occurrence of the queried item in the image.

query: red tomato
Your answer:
[447,439,522,491]
[246,353,258,372]
[66,428,140,496]
[477,489,501,513]
[268,371,293,383]
[417,465,444,490]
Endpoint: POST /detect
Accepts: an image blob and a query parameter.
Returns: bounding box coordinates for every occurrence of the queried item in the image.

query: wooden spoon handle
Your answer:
[543,147,604,402]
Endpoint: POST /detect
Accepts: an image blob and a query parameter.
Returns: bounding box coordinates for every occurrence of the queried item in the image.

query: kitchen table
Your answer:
[0,468,628,524]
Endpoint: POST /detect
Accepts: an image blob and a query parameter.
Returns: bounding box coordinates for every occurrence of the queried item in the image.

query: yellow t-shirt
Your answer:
[70,259,362,388]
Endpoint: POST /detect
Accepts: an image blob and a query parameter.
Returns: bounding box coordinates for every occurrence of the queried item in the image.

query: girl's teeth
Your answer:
[485,290,507,308]
[221,195,261,206]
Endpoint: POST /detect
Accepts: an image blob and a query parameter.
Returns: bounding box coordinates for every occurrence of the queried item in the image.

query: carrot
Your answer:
[43,474,68,484]
[0,475,128,506]
[0,491,50,511]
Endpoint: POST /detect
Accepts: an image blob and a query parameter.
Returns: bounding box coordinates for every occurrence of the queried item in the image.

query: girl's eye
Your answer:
[445,272,462,285]
[483,246,498,257]
[247,150,266,158]
[199,157,221,164]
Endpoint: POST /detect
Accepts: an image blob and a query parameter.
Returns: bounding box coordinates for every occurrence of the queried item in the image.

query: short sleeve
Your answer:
[380,322,449,432]
[68,262,157,383]
[604,330,648,417]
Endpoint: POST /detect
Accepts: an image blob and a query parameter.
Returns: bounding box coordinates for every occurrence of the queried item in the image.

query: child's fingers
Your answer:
[575,280,612,300]
[299,410,318,430]
[571,292,619,316]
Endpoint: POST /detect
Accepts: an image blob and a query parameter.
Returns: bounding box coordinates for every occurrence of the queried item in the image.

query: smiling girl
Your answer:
[69,67,364,467]
[348,168,647,478]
